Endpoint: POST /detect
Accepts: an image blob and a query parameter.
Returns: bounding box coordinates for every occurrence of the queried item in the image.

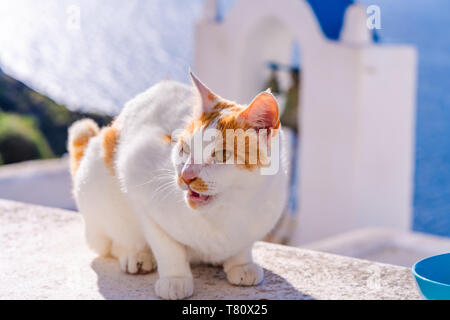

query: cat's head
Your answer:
[171,72,281,210]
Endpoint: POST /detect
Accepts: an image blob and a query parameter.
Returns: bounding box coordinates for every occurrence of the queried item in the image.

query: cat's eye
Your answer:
[214,150,232,162]
[181,141,190,154]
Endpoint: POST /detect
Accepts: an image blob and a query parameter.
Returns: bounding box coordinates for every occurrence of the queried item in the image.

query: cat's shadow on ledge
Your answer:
[91,257,314,300]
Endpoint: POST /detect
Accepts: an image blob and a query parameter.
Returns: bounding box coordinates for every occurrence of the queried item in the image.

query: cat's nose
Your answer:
[181,164,201,184]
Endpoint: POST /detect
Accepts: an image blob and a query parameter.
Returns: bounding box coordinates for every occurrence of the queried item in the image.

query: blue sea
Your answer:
[358,0,450,237]
[0,0,448,237]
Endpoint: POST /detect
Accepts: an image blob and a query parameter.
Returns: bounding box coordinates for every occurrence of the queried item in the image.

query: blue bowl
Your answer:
[412,253,450,300]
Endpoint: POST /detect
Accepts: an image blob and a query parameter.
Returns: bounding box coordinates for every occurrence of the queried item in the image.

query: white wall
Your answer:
[294,44,417,244]
[354,46,417,230]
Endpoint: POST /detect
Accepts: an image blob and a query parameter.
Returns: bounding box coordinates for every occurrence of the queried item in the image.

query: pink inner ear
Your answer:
[240,92,279,129]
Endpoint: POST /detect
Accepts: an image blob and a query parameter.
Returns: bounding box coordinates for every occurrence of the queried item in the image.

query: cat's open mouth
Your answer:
[186,189,214,207]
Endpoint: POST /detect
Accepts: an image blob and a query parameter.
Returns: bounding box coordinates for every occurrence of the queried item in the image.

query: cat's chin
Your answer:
[185,189,215,210]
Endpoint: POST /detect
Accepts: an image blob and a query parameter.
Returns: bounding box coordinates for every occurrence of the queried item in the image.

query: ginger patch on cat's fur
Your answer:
[184,101,267,171]
[162,133,172,145]
[68,119,99,176]
[177,174,209,193]
[102,126,119,174]
[189,177,209,193]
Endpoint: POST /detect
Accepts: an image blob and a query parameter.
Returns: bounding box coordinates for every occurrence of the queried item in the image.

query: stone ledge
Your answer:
[303,227,450,267]
[0,199,421,300]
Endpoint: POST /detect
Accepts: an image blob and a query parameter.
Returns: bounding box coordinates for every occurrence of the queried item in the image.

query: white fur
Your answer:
[71,80,289,299]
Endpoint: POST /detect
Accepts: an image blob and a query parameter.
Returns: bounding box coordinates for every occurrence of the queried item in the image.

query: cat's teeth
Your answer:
[187,190,210,202]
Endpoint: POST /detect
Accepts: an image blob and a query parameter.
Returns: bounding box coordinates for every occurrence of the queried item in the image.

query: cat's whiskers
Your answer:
[160,183,179,201]
[130,168,182,203]
[132,169,176,188]
[150,178,179,201]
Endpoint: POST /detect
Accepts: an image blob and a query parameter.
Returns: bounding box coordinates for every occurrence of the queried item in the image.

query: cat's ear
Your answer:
[239,90,280,129]
[190,71,220,115]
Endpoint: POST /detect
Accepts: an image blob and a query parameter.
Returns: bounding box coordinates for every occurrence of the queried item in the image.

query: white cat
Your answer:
[68,72,289,299]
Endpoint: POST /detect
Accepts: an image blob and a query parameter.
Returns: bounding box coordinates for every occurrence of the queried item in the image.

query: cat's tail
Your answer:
[68,119,99,176]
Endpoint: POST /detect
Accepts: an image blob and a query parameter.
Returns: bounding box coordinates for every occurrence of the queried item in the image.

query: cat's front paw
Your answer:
[155,276,194,300]
[118,250,156,275]
[226,263,263,286]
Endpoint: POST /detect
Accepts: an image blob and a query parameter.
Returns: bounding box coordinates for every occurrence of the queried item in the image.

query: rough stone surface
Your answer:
[0,199,422,300]
[303,228,450,267]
